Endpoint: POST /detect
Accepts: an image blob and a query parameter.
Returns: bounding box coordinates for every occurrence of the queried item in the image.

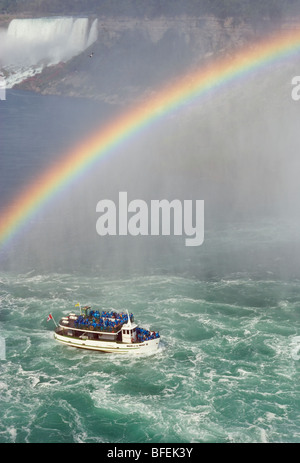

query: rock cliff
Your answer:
[5,14,291,103]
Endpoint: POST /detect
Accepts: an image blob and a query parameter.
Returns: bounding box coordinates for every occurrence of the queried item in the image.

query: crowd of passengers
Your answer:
[74,310,160,340]
[136,327,160,341]
[74,310,133,331]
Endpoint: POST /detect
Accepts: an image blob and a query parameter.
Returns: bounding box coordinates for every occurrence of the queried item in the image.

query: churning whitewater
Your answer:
[1,6,300,440]
[0,17,98,87]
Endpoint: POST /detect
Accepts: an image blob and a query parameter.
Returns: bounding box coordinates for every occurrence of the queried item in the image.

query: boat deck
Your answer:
[52,308,160,353]
[59,310,131,334]
[56,310,160,344]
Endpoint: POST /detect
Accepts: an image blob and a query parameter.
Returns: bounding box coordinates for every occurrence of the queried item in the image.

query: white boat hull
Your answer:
[54,332,160,354]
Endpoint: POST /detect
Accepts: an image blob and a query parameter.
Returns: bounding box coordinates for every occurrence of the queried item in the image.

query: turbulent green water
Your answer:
[1,82,300,443]
[0,261,299,443]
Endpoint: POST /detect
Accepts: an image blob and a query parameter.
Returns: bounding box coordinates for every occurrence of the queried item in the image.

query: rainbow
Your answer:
[1,27,300,252]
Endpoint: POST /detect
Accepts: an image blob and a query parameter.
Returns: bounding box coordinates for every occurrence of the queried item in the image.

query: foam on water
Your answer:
[0,271,299,442]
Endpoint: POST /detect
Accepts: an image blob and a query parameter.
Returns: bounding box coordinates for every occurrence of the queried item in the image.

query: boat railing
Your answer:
[59,314,130,334]
[57,312,159,340]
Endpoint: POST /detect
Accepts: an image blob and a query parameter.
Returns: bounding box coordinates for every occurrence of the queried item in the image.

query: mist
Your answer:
[0,17,98,87]
[1,16,300,279]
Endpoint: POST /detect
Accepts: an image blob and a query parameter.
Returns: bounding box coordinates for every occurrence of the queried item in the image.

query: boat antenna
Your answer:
[126,309,131,327]
[75,302,81,314]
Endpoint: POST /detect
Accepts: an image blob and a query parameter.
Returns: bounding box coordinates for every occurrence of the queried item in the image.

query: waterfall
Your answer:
[87,19,98,48]
[0,17,98,87]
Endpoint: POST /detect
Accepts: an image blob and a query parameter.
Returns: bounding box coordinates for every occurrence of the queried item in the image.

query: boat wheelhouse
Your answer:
[53,306,160,354]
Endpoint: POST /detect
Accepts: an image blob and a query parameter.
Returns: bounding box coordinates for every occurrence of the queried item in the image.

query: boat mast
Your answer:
[126,309,131,327]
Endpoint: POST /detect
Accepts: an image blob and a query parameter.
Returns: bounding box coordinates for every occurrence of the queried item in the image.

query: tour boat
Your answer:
[51,306,160,354]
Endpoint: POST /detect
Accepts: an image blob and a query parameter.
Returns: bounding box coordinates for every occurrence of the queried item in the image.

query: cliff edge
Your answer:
[3,14,297,104]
